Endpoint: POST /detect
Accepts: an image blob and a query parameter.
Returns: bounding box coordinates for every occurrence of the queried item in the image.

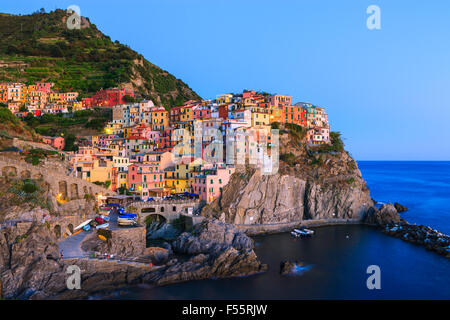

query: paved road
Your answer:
[58,206,143,259]
[58,207,123,259]
[59,230,89,259]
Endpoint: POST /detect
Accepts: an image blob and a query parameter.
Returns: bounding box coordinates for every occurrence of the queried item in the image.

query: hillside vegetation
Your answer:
[0,9,201,106]
[0,107,39,149]
[22,107,112,140]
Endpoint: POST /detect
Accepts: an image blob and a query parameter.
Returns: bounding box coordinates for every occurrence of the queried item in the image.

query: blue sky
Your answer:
[3,0,450,160]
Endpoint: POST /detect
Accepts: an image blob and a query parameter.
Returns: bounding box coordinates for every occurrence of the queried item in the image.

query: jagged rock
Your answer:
[156,219,266,285]
[3,207,49,222]
[172,219,253,255]
[280,261,296,275]
[394,202,408,213]
[364,204,401,226]
[383,223,450,257]
[0,219,267,299]
[143,247,169,264]
[147,222,181,241]
[203,151,374,227]
[0,223,66,299]
[154,247,267,286]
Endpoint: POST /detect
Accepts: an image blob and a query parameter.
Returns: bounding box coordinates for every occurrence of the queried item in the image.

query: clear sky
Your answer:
[2,0,450,160]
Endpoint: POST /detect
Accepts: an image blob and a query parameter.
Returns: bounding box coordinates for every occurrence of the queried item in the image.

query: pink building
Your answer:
[42,136,65,150]
[128,163,166,198]
[142,128,160,142]
[193,165,235,203]
[36,82,54,93]
[193,105,211,119]
[96,134,119,147]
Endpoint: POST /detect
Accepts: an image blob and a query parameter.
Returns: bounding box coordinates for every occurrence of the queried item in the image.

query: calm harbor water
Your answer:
[104,161,450,299]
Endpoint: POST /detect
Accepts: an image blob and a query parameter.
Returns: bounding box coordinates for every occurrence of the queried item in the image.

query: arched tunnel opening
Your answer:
[145,214,167,225]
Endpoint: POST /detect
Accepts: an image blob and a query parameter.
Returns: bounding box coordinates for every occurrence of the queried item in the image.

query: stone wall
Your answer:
[81,226,147,258]
[126,199,201,223]
[0,155,115,200]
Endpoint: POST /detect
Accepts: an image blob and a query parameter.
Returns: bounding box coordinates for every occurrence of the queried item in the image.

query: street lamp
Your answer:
[138,185,143,200]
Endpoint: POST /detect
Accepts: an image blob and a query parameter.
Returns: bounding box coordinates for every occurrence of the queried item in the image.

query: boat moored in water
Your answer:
[293,228,315,237]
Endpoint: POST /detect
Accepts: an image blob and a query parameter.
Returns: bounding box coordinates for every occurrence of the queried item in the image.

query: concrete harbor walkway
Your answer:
[58,230,88,259]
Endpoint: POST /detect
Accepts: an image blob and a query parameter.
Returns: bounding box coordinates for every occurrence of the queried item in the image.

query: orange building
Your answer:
[151,106,169,131]
[284,105,307,127]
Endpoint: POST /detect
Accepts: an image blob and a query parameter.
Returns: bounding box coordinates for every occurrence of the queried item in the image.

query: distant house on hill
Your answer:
[42,136,65,150]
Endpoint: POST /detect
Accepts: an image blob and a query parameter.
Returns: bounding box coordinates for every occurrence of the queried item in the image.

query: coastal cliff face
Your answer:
[0,219,265,299]
[0,223,64,299]
[203,128,374,226]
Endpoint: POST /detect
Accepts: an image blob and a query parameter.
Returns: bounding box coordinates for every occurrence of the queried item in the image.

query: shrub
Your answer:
[285,122,307,139]
[312,131,345,154]
[280,152,297,166]
[23,181,38,193]
[271,122,280,130]
[31,155,40,165]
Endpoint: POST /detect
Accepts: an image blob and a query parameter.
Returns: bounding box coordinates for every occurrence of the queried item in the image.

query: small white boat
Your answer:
[96,223,109,230]
[118,217,137,226]
[74,219,93,231]
[293,228,314,236]
[291,231,300,238]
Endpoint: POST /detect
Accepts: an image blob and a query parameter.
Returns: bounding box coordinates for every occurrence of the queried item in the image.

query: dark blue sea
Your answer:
[104,161,450,300]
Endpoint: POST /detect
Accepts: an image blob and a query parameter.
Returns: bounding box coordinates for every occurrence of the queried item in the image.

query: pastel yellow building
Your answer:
[117,171,128,189]
[173,161,195,193]
[88,159,114,189]
[179,106,193,122]
[251,110,270,127]
[216,94,232,105]
[164,166,177,193]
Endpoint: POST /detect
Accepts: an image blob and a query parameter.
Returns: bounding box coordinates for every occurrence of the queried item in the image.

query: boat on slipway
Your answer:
[117,217,138,226]
[74,219,92,231]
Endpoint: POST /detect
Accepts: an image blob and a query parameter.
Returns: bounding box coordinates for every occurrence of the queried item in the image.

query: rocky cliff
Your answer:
[0,219,265,299]
[203,127,374,227]
[0,223,64,299]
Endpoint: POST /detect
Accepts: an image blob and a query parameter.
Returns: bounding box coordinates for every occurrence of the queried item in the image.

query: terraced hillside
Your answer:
[0,10,201,107]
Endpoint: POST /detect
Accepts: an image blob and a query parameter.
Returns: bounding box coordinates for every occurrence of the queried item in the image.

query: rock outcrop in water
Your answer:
[154,219,267,285]
[363,203,450,258]
[203,128,374,228]
[394,202,408,213]
[363,203,402,226]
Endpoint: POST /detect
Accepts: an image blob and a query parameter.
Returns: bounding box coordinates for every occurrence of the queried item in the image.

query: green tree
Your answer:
[123,95,136,103]
[63,133,78,151]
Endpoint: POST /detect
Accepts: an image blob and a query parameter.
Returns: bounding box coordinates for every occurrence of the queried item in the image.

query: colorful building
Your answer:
[193,165,235,203]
